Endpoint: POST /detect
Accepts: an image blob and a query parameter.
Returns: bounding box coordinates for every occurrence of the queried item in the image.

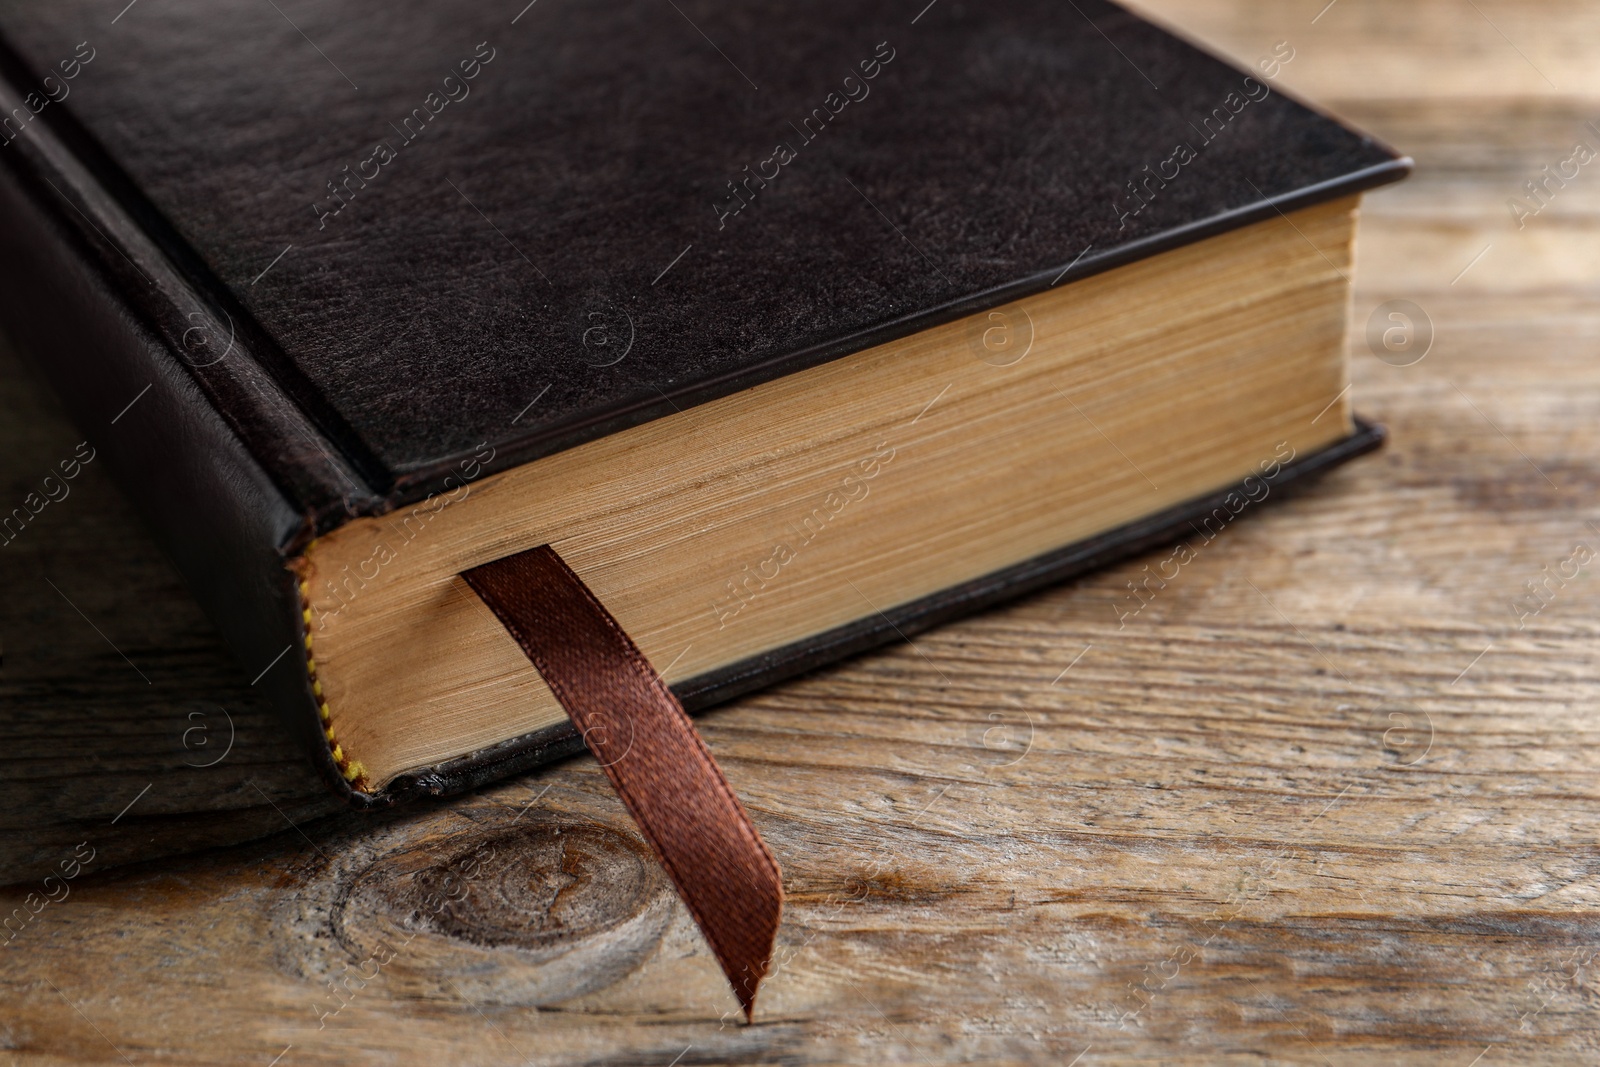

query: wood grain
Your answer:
[5,1,1600,1062]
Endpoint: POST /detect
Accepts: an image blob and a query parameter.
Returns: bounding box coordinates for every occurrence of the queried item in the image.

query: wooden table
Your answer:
[4,1,1598,1062]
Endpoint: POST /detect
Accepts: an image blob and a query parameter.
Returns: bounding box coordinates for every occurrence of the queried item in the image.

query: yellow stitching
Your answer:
[295,570,370,791]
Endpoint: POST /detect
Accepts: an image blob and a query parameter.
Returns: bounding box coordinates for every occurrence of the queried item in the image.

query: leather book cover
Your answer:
[0,0,1406,805]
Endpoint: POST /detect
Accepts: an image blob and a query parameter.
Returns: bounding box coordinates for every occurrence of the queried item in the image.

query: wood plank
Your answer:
[5,0,1600,1062]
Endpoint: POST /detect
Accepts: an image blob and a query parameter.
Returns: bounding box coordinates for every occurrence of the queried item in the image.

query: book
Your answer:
[0,0,1406,807]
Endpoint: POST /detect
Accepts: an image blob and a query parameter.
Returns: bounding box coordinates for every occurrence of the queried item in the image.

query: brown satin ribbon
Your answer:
[463,545,783,1020]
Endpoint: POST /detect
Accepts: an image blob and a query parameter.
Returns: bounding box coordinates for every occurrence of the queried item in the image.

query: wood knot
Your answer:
[383,820,660,950]
[323,814,673,1005]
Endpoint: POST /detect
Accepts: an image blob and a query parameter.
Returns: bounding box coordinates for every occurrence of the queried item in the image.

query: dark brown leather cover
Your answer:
[0,1,1405,805]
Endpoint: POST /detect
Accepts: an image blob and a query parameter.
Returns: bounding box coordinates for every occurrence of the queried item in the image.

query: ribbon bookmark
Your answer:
[463,545,783,1020]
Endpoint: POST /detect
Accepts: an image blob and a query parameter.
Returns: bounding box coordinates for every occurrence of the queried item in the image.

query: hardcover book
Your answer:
[0,1,1405,804]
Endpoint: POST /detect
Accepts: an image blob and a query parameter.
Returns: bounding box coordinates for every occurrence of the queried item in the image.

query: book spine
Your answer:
[0,61,374,803]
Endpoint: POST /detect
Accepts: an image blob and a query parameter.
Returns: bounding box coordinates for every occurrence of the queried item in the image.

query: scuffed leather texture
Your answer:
[0,0,1402,505]
[0,0,1401,808]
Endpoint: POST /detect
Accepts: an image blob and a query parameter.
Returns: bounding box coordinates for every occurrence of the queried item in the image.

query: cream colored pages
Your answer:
[300,197,1359,788]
